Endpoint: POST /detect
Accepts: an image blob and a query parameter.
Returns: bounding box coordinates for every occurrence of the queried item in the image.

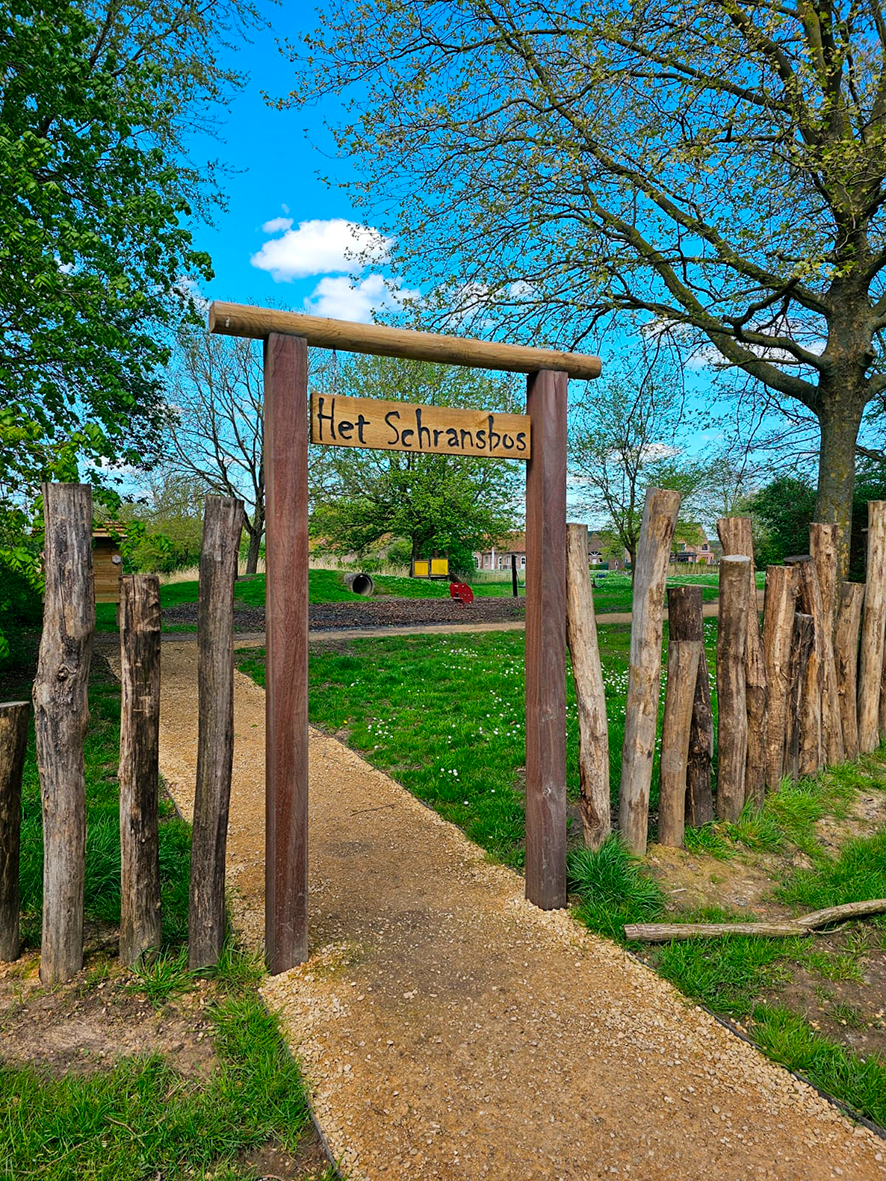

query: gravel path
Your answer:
[155,641,885,1181]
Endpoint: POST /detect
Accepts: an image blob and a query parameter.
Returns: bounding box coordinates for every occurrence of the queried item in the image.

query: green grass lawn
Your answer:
[96,564,761,632]
[3,663,331,1181]
[237,625,886,1128]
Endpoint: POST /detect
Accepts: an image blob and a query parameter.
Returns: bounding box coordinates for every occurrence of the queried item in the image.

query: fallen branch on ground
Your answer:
[624,899,886,943]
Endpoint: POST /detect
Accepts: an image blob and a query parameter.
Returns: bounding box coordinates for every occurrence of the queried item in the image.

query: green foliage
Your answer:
[568,837,666,942]
[310,355,521,568]
[777,828,886,914]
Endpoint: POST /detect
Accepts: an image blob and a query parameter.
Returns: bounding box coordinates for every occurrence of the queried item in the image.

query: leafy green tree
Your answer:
[1,0,265,494]
[288,0,886,574]
[309,355,522,573]
[570,375,705,571]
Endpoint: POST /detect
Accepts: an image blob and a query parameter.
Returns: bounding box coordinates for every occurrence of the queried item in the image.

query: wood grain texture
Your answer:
[666,586,713,827]
[761,566,799,791]
[858,501,886,753]
[716,556,750,821]
[716,518,768,807]
[189,497,243,970]
[525,369,568,908]
[619,488,681,855]
[34,483,94,984]
[210,301,602,380]
[809,523,845,765]
[265,333,311,969]
[118,576,162,966]
[785,557,826,775]
[565,524,610,850]
[834,582,865,761]
[625,921,810,943]
[658,640,703,848]
[310,393,531,459]
[785,613,814,783]
[0,702,28,961]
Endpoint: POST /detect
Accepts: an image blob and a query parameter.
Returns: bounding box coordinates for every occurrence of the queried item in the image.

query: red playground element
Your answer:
[449,581,474,605]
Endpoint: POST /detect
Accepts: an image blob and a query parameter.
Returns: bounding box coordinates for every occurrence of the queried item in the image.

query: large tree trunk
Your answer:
[814,395,865,581]
[245,519,263,575]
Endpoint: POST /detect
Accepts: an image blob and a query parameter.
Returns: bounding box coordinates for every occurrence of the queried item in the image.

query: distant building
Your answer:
[672,528,716,564]
[473,531,620,571]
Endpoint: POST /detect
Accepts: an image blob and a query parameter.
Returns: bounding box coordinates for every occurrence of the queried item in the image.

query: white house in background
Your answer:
[474,531,616,571]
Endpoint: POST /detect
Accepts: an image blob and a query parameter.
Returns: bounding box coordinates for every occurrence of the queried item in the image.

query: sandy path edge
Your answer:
[149,640,885,1181]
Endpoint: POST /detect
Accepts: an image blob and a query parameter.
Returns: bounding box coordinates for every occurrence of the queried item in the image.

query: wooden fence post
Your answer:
[188,496,243,970]
[785,557,825,776]
[619,487,681,855]
[658,639,703,847]
[511,554,518,598]
[762,566,799,791]
[265,332,311,970]
[525,368,568,908]
[858,501,886,753]
[716,518,767,807]
[119,575,162,967]
[0,702,29,961]
[835,582,865,761]
[666,586,713,827]
[716,555,750,821]
[33,482,93,984]
[809,523,845,765]
[786,613,815,782]
[565,523,610,850]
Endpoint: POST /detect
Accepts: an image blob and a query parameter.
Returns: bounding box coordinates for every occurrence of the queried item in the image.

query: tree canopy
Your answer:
[309,355,522,572]
[286,0,886,573]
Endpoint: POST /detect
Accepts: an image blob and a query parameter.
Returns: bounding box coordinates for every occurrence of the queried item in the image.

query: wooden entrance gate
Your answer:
[209,302,601,973]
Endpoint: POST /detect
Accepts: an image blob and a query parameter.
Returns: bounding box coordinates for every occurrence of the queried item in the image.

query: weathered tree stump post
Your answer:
[858,501,886,753]
[762,566,799,791]
[666,586,713,827]
[716,517,767,807]
[119,576,162,967]
[835,582,865,761]
[658,639,703,847]
[619,487,681,855]
[189,496,243,970]
[809,523,845,765]
[0,702,29,961]
[786,613,815,782]
[716,555,750,821]
[565,524,610,850]
[33,482,94,984]
[785,557,825,776]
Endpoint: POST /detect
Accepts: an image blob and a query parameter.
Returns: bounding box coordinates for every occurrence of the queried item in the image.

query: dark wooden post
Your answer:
[858,501,886,753]
[619,487,681,854]
[667,586,713,827]
[658,639,703,847]
[265,333,311,966]
[785,556,825,776]
[119,575,162,967]
[511,553,519,598]
[525,369,567,909]
[565,523,610,850]
[835,582,865,761]
[0,702,28,961]
[762,566,799,791]
[786,613,815,782]
[809,523,845,765]
[716,555,750,821]
[188,496,243,969]
[33,482,93,984]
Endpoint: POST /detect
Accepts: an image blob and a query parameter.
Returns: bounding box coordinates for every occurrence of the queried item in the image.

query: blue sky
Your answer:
[189,5,419,322]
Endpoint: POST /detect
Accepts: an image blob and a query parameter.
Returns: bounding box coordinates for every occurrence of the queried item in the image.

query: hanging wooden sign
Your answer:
[310,393,531,459]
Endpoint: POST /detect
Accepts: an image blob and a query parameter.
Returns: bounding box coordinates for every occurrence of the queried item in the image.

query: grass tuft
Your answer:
[568,836,666,942]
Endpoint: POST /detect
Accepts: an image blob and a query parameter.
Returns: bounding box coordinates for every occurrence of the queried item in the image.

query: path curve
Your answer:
[156,640,885,1181]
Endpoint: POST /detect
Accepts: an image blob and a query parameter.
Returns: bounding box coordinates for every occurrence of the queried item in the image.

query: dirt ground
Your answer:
[153,639,886,1181]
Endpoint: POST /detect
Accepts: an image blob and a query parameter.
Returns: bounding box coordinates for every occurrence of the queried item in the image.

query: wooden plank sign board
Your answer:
[310,393,531,459]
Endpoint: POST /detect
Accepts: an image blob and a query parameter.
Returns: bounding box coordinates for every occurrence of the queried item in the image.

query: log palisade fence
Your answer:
[566,490,885,858]
[0,484,244,983]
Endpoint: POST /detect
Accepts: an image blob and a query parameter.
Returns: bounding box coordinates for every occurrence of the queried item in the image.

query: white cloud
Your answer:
[250,218,393,281]
[261,216,293,234]
[304,274,420,323]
